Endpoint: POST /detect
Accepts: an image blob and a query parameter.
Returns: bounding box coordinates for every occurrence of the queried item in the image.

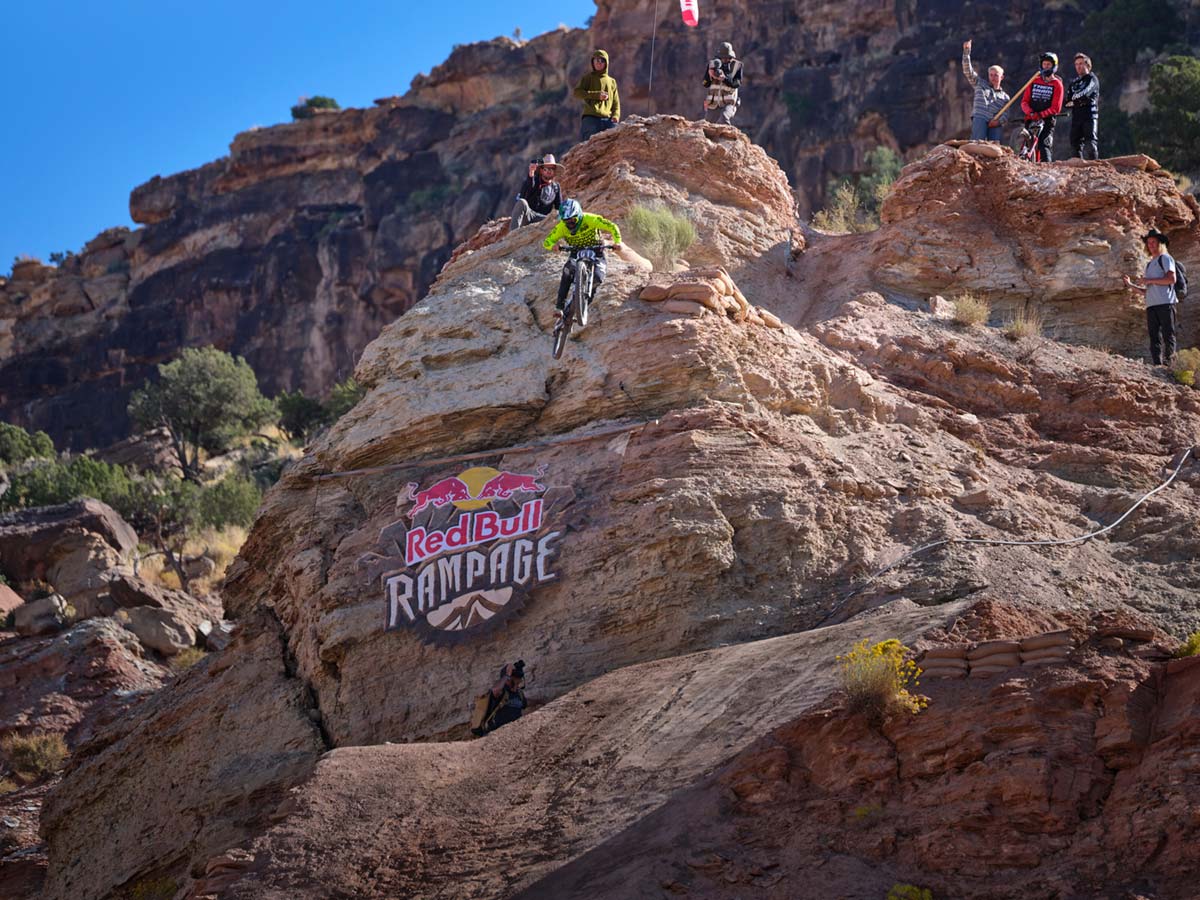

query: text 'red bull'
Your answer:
[405,499,543,566]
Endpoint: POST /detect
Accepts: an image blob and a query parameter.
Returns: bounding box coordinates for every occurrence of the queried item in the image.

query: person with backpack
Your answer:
[703,43,743,125]
[574,50,620,143]
[509,155,563,233]
[1020,52,1065,162]
[1065,53,1100,159]
[962,39,1010,141]
[469,660,528,737]
[1124,229,1187,366]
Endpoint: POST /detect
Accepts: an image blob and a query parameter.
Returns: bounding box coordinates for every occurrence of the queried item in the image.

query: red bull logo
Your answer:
[359,464,564,643]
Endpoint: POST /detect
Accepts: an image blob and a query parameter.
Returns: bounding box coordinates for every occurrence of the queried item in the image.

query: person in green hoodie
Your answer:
[574,49,621,143]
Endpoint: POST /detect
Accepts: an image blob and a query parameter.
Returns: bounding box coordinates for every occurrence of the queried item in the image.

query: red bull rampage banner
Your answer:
[357,465,563,643]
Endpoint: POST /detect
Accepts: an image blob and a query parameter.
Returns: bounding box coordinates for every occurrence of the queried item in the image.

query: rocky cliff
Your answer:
[3,0,1193,450]
[31,118,1200,900]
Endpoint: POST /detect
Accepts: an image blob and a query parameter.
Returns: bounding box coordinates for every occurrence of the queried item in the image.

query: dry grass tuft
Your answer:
[952,292,991,327]
[1,731,67,779]
[169,647,208,673]
[1003,307,1044,341]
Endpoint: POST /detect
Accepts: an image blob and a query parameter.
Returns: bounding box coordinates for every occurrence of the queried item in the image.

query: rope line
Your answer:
[835,447,1194,611]
[647,0,660,114]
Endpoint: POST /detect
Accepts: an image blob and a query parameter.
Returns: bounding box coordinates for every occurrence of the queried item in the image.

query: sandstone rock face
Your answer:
[11,595,69,637]
[0,2,1161,451]
[0,583,22,618]
[868,145,1200,355]
[39,613,325,900]
[121,606,196,657]
[35,120,1200,900]
[0,499,137,611]
[0,618,166,744]
[520,611,1200,900]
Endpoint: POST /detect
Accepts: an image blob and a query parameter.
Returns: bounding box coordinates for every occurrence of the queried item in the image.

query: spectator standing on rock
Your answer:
[962,39,1010,141]
[703,42,743,125]
[574,50,621,143]
[509,155,564,233]
[1124,229,1180,366]
[1065,53,1100,160]
[1021,52,1065,162]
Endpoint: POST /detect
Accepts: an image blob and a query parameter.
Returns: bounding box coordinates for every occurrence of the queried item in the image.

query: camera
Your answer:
[512,659,526,678]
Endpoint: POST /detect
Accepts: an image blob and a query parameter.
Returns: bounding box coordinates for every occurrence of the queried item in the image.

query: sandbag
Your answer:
[918,655,967,669]
[1019,630,1073,652]
[722,296,741,316]
[715,270,737,297]
[731,286,751,322]
[967,640,1021,661]
[759,309,783,329]
[663,299,708,317]
[667,284,725,310]
[969,664,1012,677]
[968,652,1021,669]
[1021,656,1068,668]
[640,284,670,302]
[667,277,724,298]
[921,666,967,679]
[922,647,969,661]
[960,141,1004,159]
[746,309,765,326]
[1020,647,1071,663]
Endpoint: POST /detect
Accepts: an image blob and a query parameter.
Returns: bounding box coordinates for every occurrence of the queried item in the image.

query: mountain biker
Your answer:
[542,199,622,322]
[1065,53,1100,160]
[1020,52,1065,162]
[509,154,563,233]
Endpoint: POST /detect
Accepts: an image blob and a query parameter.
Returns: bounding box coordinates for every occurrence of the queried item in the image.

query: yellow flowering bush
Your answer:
[837,638,928,722]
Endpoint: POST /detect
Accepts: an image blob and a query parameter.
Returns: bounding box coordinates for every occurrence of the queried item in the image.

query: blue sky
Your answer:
[2,1,596,269]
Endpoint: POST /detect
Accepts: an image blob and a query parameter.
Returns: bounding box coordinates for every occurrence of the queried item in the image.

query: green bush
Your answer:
[0,455,133,512]
[0,422,55,466]
[814,146,901,233]
[623,204,696,271]
[325,377,366,421]
[277,390,329,442]
[1172,347,1200,387]
[887,885,933,900]
[169,647,208,673]
[812,183,867,234]
[1,731,68,778]
[1176,631,1200,658]
[196,474,261,530]
[1132,56,1200,176]
[128,347,277,483]
[290,95,340,120]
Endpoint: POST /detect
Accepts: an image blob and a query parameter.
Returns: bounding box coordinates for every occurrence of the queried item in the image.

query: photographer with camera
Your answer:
[470,659,528,736]
[509,156,563,233]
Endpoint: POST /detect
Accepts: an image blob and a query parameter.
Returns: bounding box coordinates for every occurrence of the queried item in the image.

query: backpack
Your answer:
[1158,255,1188,300]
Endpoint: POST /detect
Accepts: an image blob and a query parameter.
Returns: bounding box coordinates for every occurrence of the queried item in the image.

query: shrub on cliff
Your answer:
[0,455,132,512]
[1177,631,1200,658]
[325,377,366,420]
[952,293,990,327]
[1,731,67,779]
[0,422,54,467]
[837,638,927,723]
[624,205,696,271]
[1133,56,1200,177]
[1170,347,1200,387]
[814,147,901,233]
[128,347,277,483]
[290,95,340,120]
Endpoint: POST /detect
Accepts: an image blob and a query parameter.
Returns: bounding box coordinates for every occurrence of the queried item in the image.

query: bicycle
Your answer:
[1015,119,1045,162]
[552,243,611,359]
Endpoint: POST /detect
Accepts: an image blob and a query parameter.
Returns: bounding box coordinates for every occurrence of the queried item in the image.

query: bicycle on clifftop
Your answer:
[551,242,612,359]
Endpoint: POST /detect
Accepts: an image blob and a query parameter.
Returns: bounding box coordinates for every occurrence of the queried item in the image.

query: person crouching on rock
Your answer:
[509,155,564,233]
[703,43,743,125]
[1020,52,1064,162]
[1065,53,1100,160]
[470,660,528,736]
[574,49,620,143]
[1124,229,1181,367]
[961,39,1009,141]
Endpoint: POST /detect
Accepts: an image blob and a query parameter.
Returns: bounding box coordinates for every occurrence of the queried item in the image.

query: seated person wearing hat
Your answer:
[510,155,564,232]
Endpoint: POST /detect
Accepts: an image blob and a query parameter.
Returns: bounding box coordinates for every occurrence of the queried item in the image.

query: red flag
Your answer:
[680,0,699,27]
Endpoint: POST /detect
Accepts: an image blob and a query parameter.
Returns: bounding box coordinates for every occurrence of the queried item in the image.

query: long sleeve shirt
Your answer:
[962,50,1011,122]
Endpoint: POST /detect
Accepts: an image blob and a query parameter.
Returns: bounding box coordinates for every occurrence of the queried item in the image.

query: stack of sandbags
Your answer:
[1019,629,1074,667]
[638,266,783,329]
[918,646,968,680]
[967,640,1022,678]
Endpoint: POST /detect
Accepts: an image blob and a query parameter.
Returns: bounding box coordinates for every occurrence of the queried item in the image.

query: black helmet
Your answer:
[1039,51,1058,75]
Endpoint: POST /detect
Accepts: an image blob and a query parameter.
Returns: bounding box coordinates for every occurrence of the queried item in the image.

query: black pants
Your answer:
[1071,113,1099,160]
[1146,304,1177,365]
[557,251,607,309]
[1034,115,1056,162]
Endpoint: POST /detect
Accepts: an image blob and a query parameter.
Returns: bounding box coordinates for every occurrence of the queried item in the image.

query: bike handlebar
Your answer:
[556,242,616,252]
